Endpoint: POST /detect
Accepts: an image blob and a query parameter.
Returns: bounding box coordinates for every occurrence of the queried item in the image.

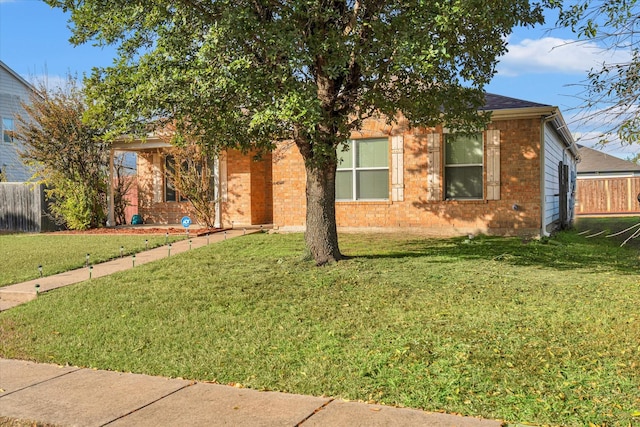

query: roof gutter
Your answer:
[111,135,172,151]
[542,108,580,160]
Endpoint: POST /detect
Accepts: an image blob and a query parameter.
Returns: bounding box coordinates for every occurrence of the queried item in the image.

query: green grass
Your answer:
[0,234,185,287]
[575,216,640,250]
[1,229,639,426]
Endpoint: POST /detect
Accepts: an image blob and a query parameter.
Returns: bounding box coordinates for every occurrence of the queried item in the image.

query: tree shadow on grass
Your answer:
[352,232,640,276]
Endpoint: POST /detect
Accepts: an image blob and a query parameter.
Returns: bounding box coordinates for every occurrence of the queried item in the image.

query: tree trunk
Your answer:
[304,161,343,265]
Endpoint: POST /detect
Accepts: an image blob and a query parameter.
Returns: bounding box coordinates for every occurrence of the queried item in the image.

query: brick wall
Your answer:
[221,150,273,227]
[272,116,544,236]
[137,149,273,227]
[250,152,273,224]
[222,150,251,226]
[137,151,193,224]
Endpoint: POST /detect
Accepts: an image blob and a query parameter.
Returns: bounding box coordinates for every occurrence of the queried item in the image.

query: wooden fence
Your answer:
[0,183,55,232]
[576,176,640,215]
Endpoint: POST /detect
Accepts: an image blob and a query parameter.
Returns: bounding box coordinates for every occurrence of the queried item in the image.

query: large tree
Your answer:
[556,0,640,146]
[50,0,547,263]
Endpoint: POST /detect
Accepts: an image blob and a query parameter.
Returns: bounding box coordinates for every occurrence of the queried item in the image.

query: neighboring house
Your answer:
[0,60,35,182]
[0,61,55,232]
[110,93,579,237]
[0,61,35,182]
[576,145,640,216]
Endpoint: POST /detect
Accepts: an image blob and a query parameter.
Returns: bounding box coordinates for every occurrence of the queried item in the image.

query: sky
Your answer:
[1,0,638,160]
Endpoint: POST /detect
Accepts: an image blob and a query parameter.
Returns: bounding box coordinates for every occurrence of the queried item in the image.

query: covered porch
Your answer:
[107,137,273,228]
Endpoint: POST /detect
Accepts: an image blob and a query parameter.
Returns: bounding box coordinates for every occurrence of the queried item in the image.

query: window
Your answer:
[165,154,213,202]
[336,138,389,200]
[2,118,14,143]
[444,133,483,199]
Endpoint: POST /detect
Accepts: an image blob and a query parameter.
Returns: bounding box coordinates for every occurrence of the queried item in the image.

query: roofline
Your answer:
[489,106,556,120]
[489,106,579,158]
[112,135,172,151]
[578,172,640,178]
[0,60,37,93]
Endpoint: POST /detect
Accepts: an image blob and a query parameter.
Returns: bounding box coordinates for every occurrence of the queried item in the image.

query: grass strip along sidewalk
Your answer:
[1,225,639,426]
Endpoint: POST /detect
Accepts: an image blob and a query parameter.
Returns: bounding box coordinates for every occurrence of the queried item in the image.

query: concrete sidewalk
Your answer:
[0,359,501,427]
[0,228,253,312]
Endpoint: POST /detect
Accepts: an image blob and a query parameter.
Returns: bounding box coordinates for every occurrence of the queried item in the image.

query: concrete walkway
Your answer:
[0,229,503,427]
[0,359,501,427]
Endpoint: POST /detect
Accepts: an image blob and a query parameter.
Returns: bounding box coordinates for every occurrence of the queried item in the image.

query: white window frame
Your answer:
[2,117,15,143]
[444,132,484,200]
[336,138,389,201]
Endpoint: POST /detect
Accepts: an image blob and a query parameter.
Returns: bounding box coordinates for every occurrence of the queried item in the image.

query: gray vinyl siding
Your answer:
[542,121,578,233]
[0,63,35,182]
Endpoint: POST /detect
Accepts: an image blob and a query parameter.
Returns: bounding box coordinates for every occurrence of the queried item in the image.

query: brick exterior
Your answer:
[136,151,192,224]
[136,149,272,227]
[273,116,544,236]
[134,116,547,236]
[222,150,273,227]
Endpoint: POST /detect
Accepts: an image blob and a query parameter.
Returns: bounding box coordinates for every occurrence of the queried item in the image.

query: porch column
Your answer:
[214,155,221,228]
[215,153,228,229]
[107,148,115,226]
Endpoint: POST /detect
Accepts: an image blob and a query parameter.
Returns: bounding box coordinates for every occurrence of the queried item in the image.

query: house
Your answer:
[110,93,579,237]
[575,145,640,216]
[0,61,54,232]
[0,60,35,182]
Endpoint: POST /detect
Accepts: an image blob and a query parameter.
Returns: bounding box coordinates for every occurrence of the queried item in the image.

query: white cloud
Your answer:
[497,37,631,76]
[562,104,640,159]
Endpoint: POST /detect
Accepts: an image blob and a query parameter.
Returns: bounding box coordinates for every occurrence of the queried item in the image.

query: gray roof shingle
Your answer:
[577,145,640,174]
[482,93,550,111]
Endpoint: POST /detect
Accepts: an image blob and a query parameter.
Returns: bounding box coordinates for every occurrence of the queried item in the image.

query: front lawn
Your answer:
[0,230,638,426]
[0,233,184,287]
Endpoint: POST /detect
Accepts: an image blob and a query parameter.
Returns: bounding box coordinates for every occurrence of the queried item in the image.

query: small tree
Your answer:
[113,153,135,226]
[15,76,109,230]
[164,143,218,228]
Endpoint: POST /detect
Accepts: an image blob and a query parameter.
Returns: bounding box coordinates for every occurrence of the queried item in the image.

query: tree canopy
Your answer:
[556,0,640,146]
[49,0,549,263]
